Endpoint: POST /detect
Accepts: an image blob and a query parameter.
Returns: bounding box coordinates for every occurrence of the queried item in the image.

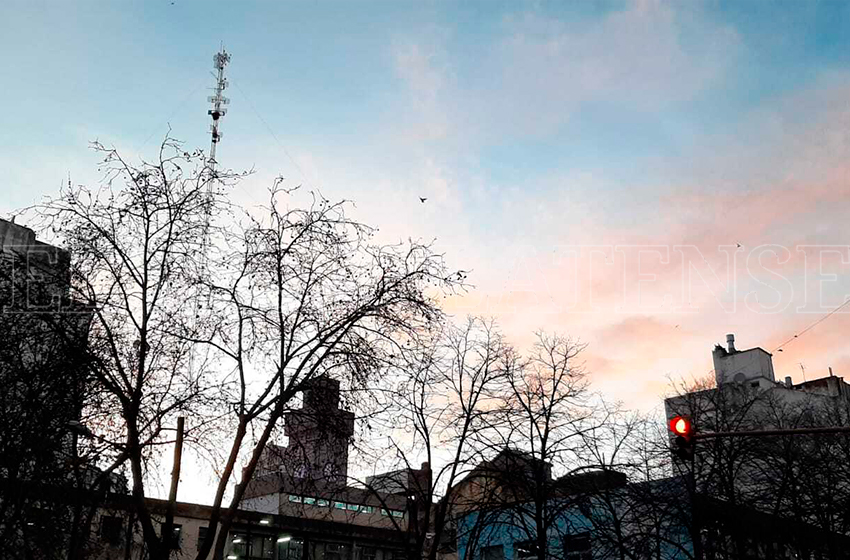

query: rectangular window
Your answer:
[359,505,374,514]
[167,524,182,549]
[289,495,303,503]
[251,534,275,559]
[380,509,389,516]
[391,510,404,518]
[324,543,350,560]
[197,526,209,550]
[317,499,329,507]
[334,501,347,510]
[303,497,317,505]
[100,516,123,546]
[230,532,248,557]
[284,538,304,560]
[563,533,592,560]
[482,545,504,560]
[514,541,538,560]
[347,503,360,511]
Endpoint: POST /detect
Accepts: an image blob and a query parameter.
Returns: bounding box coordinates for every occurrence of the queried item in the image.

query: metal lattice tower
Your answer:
[207,48,230,175]
[191,47,232,362]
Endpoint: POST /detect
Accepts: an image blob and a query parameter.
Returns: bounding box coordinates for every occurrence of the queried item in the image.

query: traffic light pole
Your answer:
[676,423,850,559]
[693,425,850,440]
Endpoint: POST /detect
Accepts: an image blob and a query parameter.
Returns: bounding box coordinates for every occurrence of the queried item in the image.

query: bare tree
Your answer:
[186,182,457,560]
[26,137,236,560]
[23,137,459,560]
[352,316,512,560]
[621,375,850,560]
[453,333,598,560]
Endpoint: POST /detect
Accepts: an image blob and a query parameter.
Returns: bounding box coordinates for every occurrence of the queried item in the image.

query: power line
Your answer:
[772,296,850,353]
[229,77,313,189]
[138,79,206,151]
[701,295,850,382]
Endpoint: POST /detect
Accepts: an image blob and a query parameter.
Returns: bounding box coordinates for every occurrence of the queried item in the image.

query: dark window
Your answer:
[251,534,275,558]
[197,526,209,550]
[482,544,504,560]
[282,538,304,560]
[563,532,591,560]
[750,381,759,388]
[360,546,377,560]
[324,543,350,560]
[100,516,123,546]
[167,524,182,549]
[514,541,538,560]
[230,532,248,557]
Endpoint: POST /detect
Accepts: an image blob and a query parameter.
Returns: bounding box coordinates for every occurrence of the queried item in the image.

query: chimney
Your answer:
[726,333,736,353]
[829,367,834,377]
[785,376,792,388]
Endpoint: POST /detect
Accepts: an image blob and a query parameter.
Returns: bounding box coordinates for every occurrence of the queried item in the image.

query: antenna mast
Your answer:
[208,47,230,175]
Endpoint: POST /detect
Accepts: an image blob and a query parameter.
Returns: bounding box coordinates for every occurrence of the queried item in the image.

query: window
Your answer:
[391,510,404,518]
[514,541,538,560]
[167,524,183,549]
[347,503,360,511]
[563,532,592,560]
[100,516,123,546]
[230,532,248,557]
[197,526,209,550]
[324,543,350,560]
[303,497,317,506]
[317,499,330,507]
[289,495,303,503]
[360,546,377,560]
[282,537,304,560]
[482,545,504,560]
[334,501,347,510]
[359,505,374,514]
[252,534,275,558]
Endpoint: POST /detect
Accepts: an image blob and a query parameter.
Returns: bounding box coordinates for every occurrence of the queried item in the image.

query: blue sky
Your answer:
[4,0,850,427]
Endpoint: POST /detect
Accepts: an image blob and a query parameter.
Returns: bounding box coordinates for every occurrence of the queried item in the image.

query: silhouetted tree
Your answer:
[353,317,512,560]
[188,182,457,560]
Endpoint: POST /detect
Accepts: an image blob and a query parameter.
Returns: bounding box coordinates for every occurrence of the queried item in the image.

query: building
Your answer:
[666,333,850,423]
[0,218,97,559]
[456,471,850,560]
[242,377,412,533]
[662,333,850,559]
[254,377,355,488]
[79,376,418,560]
[455,334,850,560]
[89,496,408,560]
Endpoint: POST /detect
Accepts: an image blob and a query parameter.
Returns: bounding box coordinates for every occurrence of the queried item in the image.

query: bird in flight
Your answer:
[419,197,427,203]
[736,243,742,248]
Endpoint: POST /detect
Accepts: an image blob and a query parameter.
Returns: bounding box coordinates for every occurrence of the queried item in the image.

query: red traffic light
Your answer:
[669,415,693,437]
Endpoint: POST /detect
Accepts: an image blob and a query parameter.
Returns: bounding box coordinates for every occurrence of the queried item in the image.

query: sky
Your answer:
[3,0,850,499]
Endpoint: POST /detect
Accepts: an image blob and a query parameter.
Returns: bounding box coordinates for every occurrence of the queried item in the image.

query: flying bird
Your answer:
[736,243,742,248]
[419,197,427,203]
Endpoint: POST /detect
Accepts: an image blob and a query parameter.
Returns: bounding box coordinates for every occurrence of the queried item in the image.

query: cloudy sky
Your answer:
[3,1,850,421]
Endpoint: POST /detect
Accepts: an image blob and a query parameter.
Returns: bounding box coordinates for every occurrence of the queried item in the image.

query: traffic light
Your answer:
[669,415,696,461]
